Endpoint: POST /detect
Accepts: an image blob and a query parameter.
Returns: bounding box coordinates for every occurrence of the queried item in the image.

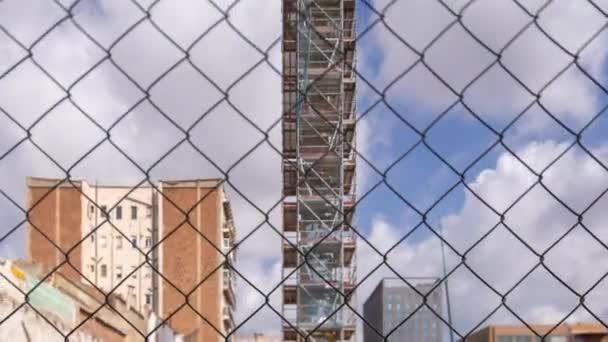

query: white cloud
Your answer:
[0,0,283,337]
[357,141,608,338]
[361,0,608,132]
[3,0,608,340]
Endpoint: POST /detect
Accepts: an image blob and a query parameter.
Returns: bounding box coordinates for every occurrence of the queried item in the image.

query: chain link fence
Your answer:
[0,0,608,341]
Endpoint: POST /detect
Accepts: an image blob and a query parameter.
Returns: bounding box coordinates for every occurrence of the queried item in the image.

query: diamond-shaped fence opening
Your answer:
[1,0,608,341]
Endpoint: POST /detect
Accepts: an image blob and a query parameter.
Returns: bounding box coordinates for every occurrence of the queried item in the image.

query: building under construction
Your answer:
[282,0,357,341]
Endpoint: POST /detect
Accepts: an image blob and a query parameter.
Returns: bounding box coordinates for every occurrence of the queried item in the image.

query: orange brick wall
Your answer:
[27,183,83,283]
[161,184,223,342]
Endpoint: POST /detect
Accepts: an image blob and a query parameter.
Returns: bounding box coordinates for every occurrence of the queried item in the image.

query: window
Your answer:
[101,236,107,248]
[146,207,152,217]
[131,206,138,220]
[101,205,108,218]
[88,264,94,273]
[90,234,95,243]
[116,266,123,279]
[127,285,136,304]
[116,206,122,220]
[116,236,123,249]
[131,235,137,248]
[145,293,152,305]
[145,237,152,248]
[131,266,137,279]
[100,264,107,277]
[89,205,94,214]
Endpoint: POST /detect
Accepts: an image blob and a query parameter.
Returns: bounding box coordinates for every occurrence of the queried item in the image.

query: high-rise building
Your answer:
[158,179,237,342]
[26,177,236,342]
[466,323,608,342]
[281,0,358,341]
[363,278,443,342]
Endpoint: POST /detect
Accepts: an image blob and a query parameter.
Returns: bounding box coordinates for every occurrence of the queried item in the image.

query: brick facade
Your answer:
[467,324,608,342]
[27,178,83,283]
[160,180,224,342]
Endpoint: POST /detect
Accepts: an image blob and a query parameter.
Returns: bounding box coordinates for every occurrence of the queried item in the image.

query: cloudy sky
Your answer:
[1,0,608,340]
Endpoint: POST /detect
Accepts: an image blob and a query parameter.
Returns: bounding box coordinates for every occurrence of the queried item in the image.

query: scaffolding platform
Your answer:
[282,0,358,341]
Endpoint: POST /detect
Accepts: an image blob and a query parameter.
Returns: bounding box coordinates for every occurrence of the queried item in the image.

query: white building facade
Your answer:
[80,183,157,314]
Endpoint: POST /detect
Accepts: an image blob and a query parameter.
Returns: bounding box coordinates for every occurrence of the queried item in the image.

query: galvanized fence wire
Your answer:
[0,0,606,341]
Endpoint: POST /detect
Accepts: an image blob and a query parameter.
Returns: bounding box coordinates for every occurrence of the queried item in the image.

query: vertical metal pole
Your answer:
[340,1,346,340]
[295,0,303,336]
[439,224,454,342]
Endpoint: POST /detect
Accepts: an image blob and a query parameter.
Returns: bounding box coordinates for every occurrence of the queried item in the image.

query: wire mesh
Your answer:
[0,0,607,341]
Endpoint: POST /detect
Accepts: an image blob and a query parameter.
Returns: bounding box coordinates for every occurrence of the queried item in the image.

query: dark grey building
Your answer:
[363,278,443,342]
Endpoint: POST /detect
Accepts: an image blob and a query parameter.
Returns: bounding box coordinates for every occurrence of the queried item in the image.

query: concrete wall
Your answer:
[382,283,442,342]
[363,280,442,342]
[363,282,383,342]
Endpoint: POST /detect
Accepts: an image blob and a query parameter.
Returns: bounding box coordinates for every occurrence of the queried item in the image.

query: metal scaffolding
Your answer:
[282,0,357,341]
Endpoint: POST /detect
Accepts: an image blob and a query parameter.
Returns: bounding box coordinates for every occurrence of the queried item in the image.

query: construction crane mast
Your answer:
[282,0,357,341]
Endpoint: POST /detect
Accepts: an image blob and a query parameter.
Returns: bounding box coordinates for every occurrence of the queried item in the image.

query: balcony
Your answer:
[222,221,235,237]
[222,238,237,264]
[223,269,236,306]
[223,305,234,322]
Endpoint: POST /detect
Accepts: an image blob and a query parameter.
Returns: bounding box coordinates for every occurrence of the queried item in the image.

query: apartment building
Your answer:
[158,179,237,342]
[466,324,608,342]
[27,177,156,314]
[363,278,443,342]
[26,177,237,342]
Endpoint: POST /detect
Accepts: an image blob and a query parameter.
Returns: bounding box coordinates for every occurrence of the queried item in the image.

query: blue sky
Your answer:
[354,0,608,241]
[351,1,608,335]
